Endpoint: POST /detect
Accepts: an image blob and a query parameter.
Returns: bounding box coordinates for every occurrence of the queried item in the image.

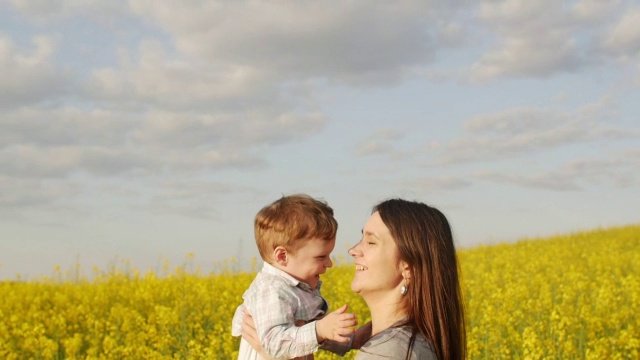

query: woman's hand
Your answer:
[241,310,274,360]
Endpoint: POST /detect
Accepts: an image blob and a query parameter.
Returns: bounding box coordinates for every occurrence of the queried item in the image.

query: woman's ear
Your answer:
[400,261,411,280]
[274,246,288,266]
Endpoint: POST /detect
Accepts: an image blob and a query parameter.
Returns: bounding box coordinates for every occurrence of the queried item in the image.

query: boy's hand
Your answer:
[316,304,357,343]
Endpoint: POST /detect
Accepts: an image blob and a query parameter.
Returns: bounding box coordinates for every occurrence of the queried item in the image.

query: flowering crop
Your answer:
[459,225,640,359]
[1,225,638,359]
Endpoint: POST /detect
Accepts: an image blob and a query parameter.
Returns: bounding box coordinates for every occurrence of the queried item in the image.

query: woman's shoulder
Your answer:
[356,326,436,360]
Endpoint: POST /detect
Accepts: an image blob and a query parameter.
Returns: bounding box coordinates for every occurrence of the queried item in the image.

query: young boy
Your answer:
[231,194,356,360]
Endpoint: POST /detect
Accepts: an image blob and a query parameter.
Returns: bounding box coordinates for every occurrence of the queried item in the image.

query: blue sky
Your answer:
[1,1,639,280]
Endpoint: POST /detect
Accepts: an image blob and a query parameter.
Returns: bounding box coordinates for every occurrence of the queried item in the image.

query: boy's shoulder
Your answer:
[242,270,303,309]
[252,263,302,288]
[251,268,296,290]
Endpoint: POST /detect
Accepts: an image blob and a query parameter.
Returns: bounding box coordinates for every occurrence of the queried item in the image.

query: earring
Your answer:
[400,278,408,295]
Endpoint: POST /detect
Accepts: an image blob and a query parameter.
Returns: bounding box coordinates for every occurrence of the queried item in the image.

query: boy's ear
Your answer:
[274,246,288,266]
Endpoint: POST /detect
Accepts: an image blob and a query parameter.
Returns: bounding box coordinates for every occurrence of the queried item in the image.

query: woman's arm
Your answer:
[241,311,275,360]
[241,310,362,357]
[352,321,372,349]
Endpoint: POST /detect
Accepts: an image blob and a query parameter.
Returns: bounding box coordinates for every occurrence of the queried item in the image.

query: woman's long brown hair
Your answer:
[374,198,466,360]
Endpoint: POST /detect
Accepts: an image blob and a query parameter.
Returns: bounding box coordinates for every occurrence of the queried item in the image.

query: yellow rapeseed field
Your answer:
[1,225,639,359]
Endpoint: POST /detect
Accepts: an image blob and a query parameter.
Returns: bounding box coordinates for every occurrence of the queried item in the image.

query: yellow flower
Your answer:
[1,224,638,359]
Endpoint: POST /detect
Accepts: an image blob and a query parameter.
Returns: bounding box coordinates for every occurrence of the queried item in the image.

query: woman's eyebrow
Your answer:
[363,230,380,239]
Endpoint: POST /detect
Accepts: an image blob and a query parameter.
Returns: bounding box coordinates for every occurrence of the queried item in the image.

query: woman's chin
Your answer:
[350,282,362,293]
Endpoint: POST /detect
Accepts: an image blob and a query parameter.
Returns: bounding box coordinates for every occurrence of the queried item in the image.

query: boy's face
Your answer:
[285,237,335,290]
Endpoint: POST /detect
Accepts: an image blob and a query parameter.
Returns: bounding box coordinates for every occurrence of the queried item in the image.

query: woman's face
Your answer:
[348,211,404,296]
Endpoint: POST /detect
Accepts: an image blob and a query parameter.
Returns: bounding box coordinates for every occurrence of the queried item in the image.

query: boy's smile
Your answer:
[284,237,335,289]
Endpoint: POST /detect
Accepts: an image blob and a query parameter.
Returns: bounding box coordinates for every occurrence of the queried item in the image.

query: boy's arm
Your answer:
[314,304,357,356]
[315,304,358,343]
[242,306,357,357]
[318,320,371,356]
[249,286,321,359]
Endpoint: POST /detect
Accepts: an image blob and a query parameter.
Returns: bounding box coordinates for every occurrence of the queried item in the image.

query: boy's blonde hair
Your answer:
[254,194,338,263]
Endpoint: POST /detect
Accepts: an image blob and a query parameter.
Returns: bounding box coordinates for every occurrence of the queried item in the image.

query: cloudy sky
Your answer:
[1,0,639,280]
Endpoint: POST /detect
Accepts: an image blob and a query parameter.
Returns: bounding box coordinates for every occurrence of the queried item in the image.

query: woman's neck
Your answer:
[365,292,407,336]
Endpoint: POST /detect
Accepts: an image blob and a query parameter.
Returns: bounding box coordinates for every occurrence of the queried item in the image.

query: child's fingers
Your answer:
[338,314,357,325]
[340,312,356,320]
[333,304,348,314]
[333,335,352,343]
[332,327,357,342]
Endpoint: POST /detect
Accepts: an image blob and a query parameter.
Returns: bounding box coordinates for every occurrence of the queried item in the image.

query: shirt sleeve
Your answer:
[230,304,244,337]
[319,335,353,356]
[247,283,320,358]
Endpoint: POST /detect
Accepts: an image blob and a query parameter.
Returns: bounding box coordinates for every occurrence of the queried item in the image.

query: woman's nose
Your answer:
[348,243,359,257]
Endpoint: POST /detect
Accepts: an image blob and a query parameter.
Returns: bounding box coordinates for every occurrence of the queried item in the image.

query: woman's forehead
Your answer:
[363,212,392,239]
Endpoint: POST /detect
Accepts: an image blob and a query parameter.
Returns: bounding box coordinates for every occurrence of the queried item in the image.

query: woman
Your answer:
[242,198,466,360]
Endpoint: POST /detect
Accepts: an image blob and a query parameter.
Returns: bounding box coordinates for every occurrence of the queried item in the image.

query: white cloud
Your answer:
[82,37,331,154]
[0,176,82,209]
[440,96,634,164]
[469,35,584,81]
[571,0,622,24]
[476,148,640,191]
[469,0,590,81]
[355,128,405,157]
[0,34,71,107]
[475,170,582,191]
[465,108,566,135]
[355,142,394,157]
[1,104,312,180]
[9,0,127,22]
[401,176,472,191]
[600,7,640,56]
[128,1,454,85]
[0,107,131,147]
[437,22,467,47]
[131,110,326,148]
[86,40,272,111]
[0,144,149,178]
[0,0,638,281]
[466,1,640,82]
[563,148,640,187]
[145,180,259,219]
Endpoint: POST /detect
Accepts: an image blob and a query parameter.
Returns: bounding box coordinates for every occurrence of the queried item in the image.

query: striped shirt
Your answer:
[232,262,328,359]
